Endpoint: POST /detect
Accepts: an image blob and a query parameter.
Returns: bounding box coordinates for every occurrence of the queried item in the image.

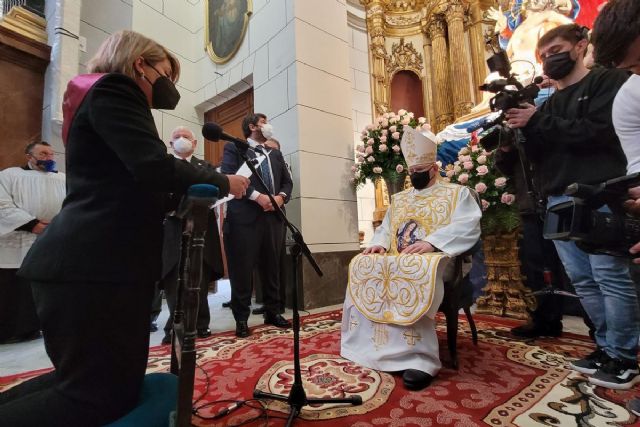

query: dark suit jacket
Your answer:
[19,73,230,285]
[220,142,293,224]
[161,156,224,280]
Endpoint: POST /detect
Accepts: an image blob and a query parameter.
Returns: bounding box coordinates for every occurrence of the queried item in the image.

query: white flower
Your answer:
[392,145,401,153]
[379,144,388,152]
[446,169,455,178]
[365,146,374,155]
[422,123,431,132]
[392,131,400,140]
[380,135,388,143]
[366,124,374,131]
[401,116,411,125]
[354,170,361,178]
[367,156,375,163]
[357,155,365,162]
[381,118,389,128]
[408,112,414,118]
[389,125,397,133]
[459,147,470,155]
[373,166,383,174]
[381,129,388,136]
[453,165,462,174]
[436,161,442,168]
[396,164,404,173]
[356,144,365,153]
[383,112,390,119]
[418,117,427,124]
[477,155,487,164]
[389,116,398,124]
[367,138,374,146]
[398,109,407,116]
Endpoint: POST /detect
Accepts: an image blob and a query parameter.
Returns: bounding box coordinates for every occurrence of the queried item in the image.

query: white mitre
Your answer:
[400,126,438,168]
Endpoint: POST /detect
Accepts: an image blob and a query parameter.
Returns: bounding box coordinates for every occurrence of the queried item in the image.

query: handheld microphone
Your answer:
[176,184,219,221]
[211,401,243,419]
[202,122,250,151]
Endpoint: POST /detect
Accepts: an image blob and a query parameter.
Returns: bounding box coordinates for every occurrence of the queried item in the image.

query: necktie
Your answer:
[255,146,274,195]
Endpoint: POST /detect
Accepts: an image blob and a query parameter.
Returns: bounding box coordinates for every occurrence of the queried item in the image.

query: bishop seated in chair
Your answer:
[341,127,482,391]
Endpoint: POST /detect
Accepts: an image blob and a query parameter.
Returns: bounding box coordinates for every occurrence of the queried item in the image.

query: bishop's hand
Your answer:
[363,245,386,255]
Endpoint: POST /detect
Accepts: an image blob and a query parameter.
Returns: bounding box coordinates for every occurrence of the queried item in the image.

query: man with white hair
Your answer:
[157,126,225,344]
[341,128,482,390]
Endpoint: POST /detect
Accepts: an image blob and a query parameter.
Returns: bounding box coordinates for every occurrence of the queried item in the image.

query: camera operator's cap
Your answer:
[400,126,437,168]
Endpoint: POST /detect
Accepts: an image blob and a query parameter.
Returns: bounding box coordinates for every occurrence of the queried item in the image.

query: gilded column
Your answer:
[468,0,488,103]
[428,17,453,133]
[420,30,435,128]
[445,3,474,119]
[363,1,389,116]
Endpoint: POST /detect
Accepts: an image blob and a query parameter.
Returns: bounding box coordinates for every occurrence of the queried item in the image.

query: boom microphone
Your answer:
[202,122,250,151]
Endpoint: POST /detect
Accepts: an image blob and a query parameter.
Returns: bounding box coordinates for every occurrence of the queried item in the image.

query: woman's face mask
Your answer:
[143,61,181,110]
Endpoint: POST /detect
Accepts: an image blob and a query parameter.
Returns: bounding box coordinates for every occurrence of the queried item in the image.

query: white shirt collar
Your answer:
[248,138,269,152]
[173,153,192,163]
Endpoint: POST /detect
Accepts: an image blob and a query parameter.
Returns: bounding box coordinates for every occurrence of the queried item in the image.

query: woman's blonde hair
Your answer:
[87,30,180,82]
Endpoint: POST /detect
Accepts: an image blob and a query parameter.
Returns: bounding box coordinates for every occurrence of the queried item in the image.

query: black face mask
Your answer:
[143,62,181,110]
[410,171,430,189]
[542,51,576,80]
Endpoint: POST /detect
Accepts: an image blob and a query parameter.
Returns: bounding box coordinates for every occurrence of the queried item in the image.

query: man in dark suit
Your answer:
[159,126,225,344]
[221,113,293,337]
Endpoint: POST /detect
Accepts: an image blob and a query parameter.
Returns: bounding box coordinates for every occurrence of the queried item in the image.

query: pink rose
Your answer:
[398,109,407,116]
[366,124,374,131]
[418,117,426,124]
[392,132,400,140]
[389,116,398,124]
[361,130,367,136]
[501,193,516,205]
[356,144,365,153]
[453,165,462,173]
[376,116,383,124]
[459,147,470,155]
[357,155,365,162]
[494,177,507,188]
[380,135,387,143]
[381,129,388,136]
[408,112,414,118]
[422,123,431,132]
[383,112,390,119]
[459,155,471,163]
[477,155,487,164]
[392,145,401,152]
[463,161,474,170]
[367,138,374,146]
[475,182,488,193]
[389,125,397,133]
[481,199,490,211]
[373,166,383,174]
[367,156,375,163]
[365,146,374,155]
[476,165,489,176]
[379,144,388,152]
[396,164,404,173]
[446,169,455,178]
[381,118,389,128]
[458,173,469,184]
[351,165,357,172]
[471,145,480,152]
[401,116,411,125]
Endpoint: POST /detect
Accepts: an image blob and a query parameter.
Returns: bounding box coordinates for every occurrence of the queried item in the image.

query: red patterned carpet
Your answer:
[2,310,640,426]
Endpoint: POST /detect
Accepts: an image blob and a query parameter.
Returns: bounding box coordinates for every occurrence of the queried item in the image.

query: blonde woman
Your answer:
[0,30,248,426]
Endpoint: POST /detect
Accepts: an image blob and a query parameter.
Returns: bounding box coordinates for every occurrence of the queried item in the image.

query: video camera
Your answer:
[543,173,640,257]
[467,48,542,151]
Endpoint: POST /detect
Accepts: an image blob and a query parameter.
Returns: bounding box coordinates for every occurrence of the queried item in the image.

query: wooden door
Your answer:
[203,89,253,167]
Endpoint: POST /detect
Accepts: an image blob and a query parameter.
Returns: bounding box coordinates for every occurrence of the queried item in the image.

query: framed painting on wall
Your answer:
[205,0,252,64]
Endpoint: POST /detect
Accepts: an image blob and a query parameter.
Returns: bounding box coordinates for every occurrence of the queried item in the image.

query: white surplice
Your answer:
[341,181,481,375]
[0,167,66,268]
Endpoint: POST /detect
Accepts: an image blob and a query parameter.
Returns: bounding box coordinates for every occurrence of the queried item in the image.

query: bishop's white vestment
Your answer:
[0,167,66,268]
[341,181,481,375]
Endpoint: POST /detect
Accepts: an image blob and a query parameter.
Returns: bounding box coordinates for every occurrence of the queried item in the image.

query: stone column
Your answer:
[445,3,474,119]
[468,0,488,103]
[420,24,436,127]
[428,16,453,133]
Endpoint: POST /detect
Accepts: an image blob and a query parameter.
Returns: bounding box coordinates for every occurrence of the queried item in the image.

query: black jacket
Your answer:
[19,73,230,284]
[220,142,293,224]
[521,68,629,197]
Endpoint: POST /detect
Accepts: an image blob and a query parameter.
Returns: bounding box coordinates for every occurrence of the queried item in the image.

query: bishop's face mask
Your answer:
[143,61,181,110]
[172,137,193,154]
[410,170,431,189]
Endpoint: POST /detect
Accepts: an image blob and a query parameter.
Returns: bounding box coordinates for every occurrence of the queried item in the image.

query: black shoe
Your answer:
[402,369,433,391]
[150,322,158,333]
[236,321,250,338]
[588,357,640,390]
[569,347,612,375]
[197,328,212,338]
[511,321,562,338]
[161,333,171,345]
[264,313,291,328]
[252,305,266,315]
[222,300,231,308]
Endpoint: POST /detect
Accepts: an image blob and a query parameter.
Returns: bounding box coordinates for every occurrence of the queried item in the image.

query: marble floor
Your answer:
[0,279,589,377]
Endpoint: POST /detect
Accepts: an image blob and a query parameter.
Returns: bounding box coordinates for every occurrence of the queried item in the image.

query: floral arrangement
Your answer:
[444,142,520,235]
[351,109,432,188]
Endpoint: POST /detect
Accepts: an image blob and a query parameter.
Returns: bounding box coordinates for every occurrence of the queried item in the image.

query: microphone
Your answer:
[176,184,219,222]
[211,401,243,419]
[202,122,250,151]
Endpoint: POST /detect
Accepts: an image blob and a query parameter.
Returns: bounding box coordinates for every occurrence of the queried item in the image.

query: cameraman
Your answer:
[506,23,639,390]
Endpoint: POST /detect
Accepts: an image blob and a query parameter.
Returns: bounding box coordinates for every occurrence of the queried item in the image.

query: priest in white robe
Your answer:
[341,128,482,390]
[0,142,66,342]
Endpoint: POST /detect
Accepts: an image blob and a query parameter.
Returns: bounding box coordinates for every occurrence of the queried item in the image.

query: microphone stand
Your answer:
[231,142,362,426]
